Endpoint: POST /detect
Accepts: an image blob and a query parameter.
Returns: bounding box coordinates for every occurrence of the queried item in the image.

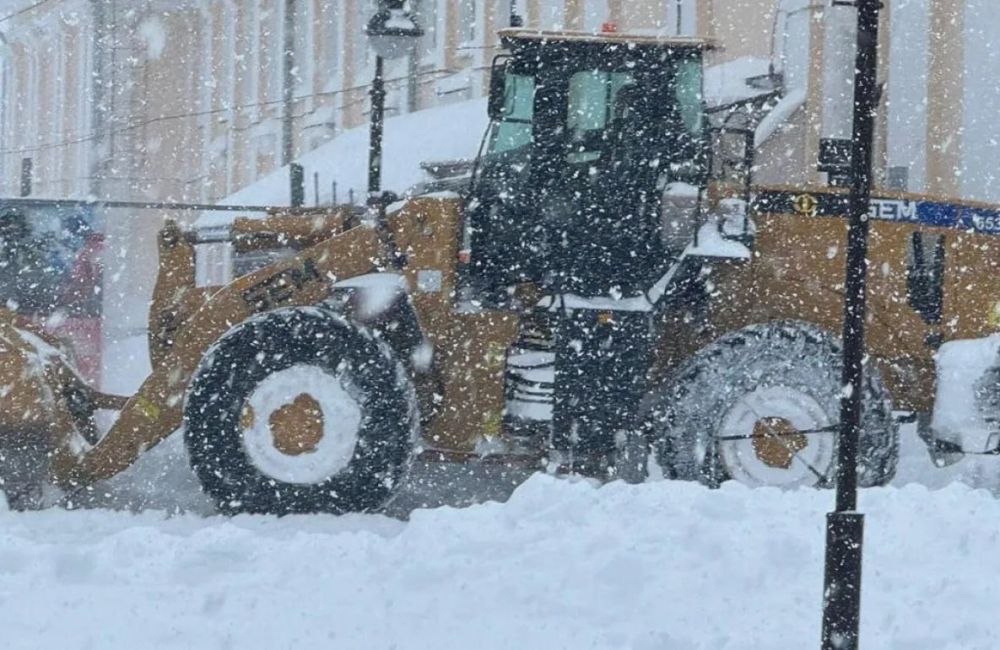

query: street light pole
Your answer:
[281,0,296,167]
[820,0,881,648]
[367,55,386,204]
[365,0,422,217]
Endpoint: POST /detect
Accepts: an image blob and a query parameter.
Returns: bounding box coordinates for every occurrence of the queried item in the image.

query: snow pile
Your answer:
[205,98,489,226]
[932,335,1000,453]
[3,475,1000,649]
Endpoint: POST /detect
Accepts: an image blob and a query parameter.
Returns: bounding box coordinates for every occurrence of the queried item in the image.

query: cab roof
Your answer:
[498,28,714,51]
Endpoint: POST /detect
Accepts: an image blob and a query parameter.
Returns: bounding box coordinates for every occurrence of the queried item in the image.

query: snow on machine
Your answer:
[1,28,998,513]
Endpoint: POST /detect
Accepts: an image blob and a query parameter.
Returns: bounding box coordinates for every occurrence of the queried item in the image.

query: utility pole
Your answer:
[281,0,295,167]
[820,0,881,648]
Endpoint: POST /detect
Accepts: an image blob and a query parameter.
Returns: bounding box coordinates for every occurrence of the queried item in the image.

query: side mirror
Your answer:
[488,57,509,121]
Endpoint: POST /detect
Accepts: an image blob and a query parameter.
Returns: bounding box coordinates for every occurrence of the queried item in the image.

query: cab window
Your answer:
[487,73,535,154]
[565,70,634,163]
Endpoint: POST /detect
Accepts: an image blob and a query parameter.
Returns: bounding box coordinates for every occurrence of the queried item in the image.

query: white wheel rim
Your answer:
[716,385,834,488]
[241,364,362,484]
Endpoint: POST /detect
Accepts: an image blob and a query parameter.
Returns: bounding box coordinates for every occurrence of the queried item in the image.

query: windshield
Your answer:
[488,73,535,154]
[482,51,705,183]
[565,70,635,164]
[676,58,704,137]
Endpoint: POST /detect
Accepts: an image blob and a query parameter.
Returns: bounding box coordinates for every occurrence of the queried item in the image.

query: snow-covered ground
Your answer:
[1,419,999,648]
[3,471,1000,649]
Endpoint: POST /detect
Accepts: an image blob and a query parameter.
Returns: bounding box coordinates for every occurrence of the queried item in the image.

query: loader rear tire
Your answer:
[184,307,418,515]
[645,321,898,489]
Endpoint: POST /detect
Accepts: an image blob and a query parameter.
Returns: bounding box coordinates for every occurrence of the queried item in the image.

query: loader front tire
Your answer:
[184,307,418,515]
[645,321,898,489]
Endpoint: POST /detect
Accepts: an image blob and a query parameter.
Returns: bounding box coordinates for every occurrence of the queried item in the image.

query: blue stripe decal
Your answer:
[873,199,1000,234]
[755,191,1000,235]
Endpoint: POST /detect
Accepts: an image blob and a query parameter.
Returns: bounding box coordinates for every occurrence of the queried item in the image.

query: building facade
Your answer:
[0,1,995,205]
[0,0,706,205]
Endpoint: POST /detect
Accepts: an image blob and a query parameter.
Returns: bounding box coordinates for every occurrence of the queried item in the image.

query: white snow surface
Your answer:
[687,222,752,259]
[933,335,1000,452]
[755,87,806,147]
[202,99,488,227]
[3,474,1000,649]
[703,56,772,107]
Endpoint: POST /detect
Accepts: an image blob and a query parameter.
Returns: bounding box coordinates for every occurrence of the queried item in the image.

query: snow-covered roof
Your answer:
[205,98,488,227]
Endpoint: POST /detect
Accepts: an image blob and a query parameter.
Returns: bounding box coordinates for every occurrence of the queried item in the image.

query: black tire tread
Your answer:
[645,320,898,488]
[184,307,418,515]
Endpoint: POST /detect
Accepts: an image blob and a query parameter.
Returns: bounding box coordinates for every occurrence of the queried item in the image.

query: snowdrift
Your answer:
[2,475,999,649]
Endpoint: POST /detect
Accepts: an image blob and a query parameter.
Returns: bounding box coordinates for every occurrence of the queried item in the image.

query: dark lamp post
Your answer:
[820,0,881,648]
[365,0,423,210]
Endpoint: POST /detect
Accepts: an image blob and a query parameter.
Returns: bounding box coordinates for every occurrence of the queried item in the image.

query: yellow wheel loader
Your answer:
[2,28,999,513]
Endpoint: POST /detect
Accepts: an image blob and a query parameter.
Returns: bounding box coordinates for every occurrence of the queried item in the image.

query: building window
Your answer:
[259,3,282,102]
[414,0,439,54]
[213,4,236,109]
[243,3,261,117]
[666,0,697,36]
[321,1,341,90]
[582,0,607,32]
[254,132,278,178]
[356,0,373,72]
[292,0,314,96]
[458,0,480,45]
[536,0,566,29]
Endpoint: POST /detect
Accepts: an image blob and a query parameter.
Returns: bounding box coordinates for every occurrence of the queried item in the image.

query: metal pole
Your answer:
[19,157,31,197]
[821,0,881,648]
[368,55,386,207]
[281,0,296,166]
[289,163,305,207]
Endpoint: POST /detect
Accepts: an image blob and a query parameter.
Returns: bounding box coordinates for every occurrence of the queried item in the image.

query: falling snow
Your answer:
[1,0,1000,647]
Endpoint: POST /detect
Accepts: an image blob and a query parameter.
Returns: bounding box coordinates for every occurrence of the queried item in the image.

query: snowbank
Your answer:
[2,475,1000,649]
[203,99,489,227]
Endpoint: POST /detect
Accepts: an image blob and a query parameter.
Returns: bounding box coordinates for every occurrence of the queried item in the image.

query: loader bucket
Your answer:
[0,311,95,508]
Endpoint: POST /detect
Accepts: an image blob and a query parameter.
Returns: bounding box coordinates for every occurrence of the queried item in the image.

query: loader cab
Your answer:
[466,29,711,302]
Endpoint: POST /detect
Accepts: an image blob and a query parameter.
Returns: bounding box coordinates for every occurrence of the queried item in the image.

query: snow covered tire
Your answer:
[645,321,898,489]
[184,307,418,515]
